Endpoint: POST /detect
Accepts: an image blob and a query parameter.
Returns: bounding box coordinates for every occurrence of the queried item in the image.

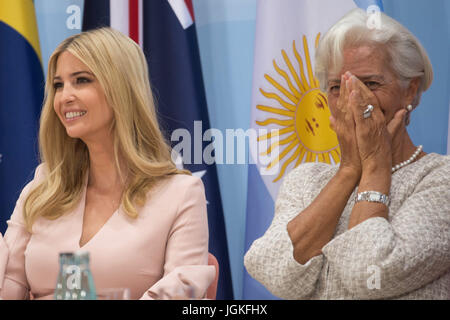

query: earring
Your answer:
[406,104,413,112]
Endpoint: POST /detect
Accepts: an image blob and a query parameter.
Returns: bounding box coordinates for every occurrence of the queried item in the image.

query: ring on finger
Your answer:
[363,104,374,119]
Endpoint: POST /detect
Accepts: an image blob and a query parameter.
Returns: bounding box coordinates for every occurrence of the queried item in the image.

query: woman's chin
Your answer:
[65,128,83,139]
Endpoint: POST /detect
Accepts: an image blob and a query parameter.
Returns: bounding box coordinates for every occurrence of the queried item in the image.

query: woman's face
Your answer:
[53,51,114,144]
[326,45,417,123]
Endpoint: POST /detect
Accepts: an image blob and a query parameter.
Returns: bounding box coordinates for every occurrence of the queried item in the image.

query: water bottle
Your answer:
[54,251,97,300]
[54,252,72,300]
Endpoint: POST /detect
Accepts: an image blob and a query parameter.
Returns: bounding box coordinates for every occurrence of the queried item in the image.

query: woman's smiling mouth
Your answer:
[65,111,87,121]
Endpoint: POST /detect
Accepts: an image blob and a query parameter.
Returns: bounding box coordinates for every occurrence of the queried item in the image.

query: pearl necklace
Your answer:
[391,145,423,173]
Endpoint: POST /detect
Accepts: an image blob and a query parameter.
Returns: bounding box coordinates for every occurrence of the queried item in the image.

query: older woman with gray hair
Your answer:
[244,8,450,299]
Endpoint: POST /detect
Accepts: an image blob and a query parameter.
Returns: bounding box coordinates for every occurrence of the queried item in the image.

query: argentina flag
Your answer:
[243,0,384,299]
[0,0,44,234]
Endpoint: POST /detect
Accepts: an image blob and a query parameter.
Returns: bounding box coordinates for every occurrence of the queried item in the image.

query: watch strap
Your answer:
[356,191,390,206]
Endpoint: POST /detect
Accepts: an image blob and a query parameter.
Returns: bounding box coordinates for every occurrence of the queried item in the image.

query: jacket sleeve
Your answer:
[140,176,211,299]
[321,164,450,299]
[0,166,45,299]
[244,164,328,299]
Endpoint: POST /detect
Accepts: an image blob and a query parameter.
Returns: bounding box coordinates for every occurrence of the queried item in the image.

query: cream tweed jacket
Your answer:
[244,153,450,299]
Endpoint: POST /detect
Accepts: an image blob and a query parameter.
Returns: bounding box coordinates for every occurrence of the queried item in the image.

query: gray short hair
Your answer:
[315,8,433,107]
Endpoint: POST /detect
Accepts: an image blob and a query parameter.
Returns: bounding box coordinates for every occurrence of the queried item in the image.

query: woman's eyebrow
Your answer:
[327,79,341,85]
[357,74,385,81]
[53,71,94,80]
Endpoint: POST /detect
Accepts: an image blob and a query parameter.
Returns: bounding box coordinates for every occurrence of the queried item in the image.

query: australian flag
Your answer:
[83,0,234,299]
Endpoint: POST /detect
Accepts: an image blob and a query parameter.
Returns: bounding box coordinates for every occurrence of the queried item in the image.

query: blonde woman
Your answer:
[0,27,214,300]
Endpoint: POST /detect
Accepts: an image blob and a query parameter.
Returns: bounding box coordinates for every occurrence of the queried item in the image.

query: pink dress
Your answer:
[0,164,214,300]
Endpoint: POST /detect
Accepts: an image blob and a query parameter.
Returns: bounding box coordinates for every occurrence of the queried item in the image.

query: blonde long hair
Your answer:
[23,27,187,232]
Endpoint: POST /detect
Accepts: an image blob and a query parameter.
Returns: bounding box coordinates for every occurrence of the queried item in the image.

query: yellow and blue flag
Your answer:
[0,0,44,233]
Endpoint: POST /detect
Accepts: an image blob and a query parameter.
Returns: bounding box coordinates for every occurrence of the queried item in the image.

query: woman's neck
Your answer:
[86,140,126,193]
[391,133,425,169]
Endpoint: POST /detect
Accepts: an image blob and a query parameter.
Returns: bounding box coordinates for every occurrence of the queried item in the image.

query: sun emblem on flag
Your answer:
[256,34,341,182]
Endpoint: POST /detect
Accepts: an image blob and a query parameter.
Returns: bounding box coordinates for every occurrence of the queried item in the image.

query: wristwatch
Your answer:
[356,191,390,206]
